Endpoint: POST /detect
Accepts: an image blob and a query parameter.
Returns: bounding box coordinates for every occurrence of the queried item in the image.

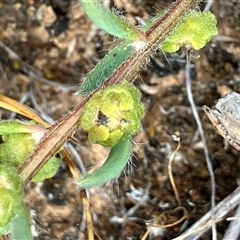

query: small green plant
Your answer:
[77,0,217,188]
[81,82,145,147]
[0,0,218,238]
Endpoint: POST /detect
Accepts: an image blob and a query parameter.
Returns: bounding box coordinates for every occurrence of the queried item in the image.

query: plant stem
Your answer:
[18,97,90,184]
[101,0,198,88]
[18,0,199,185]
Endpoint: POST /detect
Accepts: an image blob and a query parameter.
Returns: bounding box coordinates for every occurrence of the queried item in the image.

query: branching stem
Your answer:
[18,0,199,185]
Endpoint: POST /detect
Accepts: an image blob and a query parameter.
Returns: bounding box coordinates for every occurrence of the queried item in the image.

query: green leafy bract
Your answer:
[161,11,218,52]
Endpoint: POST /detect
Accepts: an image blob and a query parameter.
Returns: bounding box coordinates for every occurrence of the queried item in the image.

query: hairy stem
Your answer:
[18,97,90,184]
[18,0,199,185]
[101,0,198,88]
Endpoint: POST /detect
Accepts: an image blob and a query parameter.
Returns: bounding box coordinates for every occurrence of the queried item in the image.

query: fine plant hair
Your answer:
[111,7,125,19]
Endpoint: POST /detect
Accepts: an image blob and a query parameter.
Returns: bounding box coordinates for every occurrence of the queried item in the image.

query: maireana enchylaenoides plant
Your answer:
[77,1,217,188]
[0,0,217,238]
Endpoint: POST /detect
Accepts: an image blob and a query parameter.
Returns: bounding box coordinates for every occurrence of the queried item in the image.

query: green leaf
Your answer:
[79,138,132,188]
[10,203,33,240]
[79,40,135,95]
[81,0,142,40]
[0,189,17,231]
[0,120,44,135]
[0,164,24,234]
[0,164,24,196]
[32,156,61,182]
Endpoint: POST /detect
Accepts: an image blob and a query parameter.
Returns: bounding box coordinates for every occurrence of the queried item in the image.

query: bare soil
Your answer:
[0,0,240,239]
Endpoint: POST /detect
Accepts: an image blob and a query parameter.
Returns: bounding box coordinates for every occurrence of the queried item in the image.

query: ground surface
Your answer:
[0,0,240,239]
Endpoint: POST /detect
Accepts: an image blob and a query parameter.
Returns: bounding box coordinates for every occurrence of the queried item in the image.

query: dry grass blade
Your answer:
[0,93,48,127]
[185,63,216,239]
[168,136,181,206]
[178,186,240,239]
[80,190,95,240]
[223,204,240,240]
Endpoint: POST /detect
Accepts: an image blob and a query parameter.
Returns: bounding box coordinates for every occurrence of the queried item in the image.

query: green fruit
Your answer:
[81,83,145,147]
[161,11,218,52]
[0,121,61,182]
